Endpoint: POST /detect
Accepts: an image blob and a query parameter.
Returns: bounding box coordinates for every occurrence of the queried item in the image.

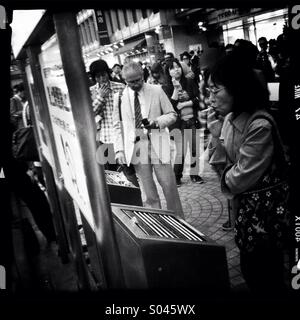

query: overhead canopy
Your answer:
[11,10,46,58]
[116,38,146,55]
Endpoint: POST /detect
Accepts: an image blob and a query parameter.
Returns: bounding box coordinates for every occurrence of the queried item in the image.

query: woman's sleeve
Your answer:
[187,79,200,109]
[162,84,179,112]
[207,136,228,178]
[221,119,274,197]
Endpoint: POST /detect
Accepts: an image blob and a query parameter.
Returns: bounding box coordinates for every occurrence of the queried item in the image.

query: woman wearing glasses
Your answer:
[164,58,204,186]
[207,53,289,293]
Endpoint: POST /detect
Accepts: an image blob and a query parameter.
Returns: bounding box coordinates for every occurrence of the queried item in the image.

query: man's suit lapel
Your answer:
[123,87,134,118]
[143,83,153,118]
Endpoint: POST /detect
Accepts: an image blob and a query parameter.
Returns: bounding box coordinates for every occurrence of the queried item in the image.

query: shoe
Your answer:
[191,175,204,184]
[222,220,233,231]
[176,178,181,187]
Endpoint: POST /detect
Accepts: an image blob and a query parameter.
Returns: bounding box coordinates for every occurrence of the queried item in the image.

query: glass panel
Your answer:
[39,35,94,228]
[255,18,286,41]
[253,8,287,23]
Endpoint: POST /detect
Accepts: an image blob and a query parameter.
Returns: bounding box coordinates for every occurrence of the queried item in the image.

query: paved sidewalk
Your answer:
[154,155,247,291]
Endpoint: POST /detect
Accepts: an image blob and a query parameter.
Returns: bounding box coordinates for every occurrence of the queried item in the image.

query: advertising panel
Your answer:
[39,35,94,228]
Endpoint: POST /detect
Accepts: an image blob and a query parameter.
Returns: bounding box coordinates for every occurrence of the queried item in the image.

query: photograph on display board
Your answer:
[2,2,300,310]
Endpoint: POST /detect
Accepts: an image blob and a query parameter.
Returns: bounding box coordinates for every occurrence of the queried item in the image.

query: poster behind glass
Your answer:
[39,35,94,229]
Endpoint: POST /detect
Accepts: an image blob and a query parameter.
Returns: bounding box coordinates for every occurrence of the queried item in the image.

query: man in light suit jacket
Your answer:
[113,61,184,218]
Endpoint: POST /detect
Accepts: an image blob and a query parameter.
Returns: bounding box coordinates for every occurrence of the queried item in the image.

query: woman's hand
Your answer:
[178,90,189,102]
[177,101,187,110]
[207,107,223,138]
[172,78,181,88]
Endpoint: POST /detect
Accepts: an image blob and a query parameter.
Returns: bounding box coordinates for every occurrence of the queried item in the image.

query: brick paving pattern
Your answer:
[152,151,247,291]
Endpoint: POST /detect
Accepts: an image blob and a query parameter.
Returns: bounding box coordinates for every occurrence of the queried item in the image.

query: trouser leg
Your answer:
[173,126,185,180]
[133,163,161,209]
[153,163,184,219]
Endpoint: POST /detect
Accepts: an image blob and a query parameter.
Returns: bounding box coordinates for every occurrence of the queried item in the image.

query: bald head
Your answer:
[122,61,144,92]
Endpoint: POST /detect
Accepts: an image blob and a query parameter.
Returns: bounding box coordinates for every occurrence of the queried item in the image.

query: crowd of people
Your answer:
[9,29,292,293]
[88,31,291,293]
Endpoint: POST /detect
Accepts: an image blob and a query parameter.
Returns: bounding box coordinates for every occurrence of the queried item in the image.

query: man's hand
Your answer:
[143,120,158,130]
[93,98,104,113]
[98,83,110,99]
[115,151,126,166]
[207,107,223,138]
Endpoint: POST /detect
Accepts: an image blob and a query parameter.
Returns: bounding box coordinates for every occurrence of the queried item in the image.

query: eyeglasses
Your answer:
[126,77,143,85]
[206,87,225,96]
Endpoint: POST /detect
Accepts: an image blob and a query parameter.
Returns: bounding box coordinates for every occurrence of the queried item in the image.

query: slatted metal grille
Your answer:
[122,209,205,241]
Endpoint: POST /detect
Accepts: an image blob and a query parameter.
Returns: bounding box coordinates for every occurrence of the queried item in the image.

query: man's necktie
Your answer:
[134,91,143,129]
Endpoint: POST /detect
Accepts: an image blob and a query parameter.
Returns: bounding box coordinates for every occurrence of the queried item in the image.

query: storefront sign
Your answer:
[39,36,94,228]
[161,25,172,39]
[95,10,110,45]
[207,8,256,25]
[217,9,239,23]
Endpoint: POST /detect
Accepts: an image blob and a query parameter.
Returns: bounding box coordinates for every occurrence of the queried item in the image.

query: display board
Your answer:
[39,35,94,229]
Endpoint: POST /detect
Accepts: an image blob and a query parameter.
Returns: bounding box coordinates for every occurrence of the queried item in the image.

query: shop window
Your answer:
[247,9,288,46]
[132,9,137,23]
[79,24,87,47]
[222,9,288,47]
[108,11,114,32]
[253,9,287,23]
[87,17,96,42]
[141,9,147,19]
[115,10,121,30]
[123,9,129,27]
[253,18,287,43]
[81,23,89,47]
[84,20,92,44]
[222,20,244,46]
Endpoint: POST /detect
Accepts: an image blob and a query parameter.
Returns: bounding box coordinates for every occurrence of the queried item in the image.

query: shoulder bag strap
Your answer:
[243,111,289,167]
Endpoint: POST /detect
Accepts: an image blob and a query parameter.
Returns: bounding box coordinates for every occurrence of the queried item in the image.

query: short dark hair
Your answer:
[89,59,111,81]
[258,37,268,43]
[180,51,190,61]
[225,43,234,50]
[150,62,164,75]
[164,52,174,59]
[231,39,258,68]
[210,54,269,114]
[112,63,121,69]
[164,58,185,86]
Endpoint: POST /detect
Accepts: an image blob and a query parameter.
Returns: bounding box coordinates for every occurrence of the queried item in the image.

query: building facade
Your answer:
[175,7,288,70]
[77,8,202,69]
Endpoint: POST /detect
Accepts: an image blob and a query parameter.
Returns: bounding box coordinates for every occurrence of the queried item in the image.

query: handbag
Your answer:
[234,112,291,253]
[12,126,39,162]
